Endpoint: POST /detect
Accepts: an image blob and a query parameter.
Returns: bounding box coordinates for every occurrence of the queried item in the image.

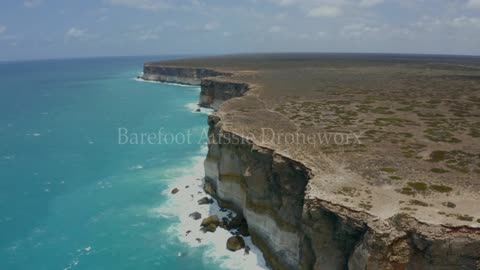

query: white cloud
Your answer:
[268,25,283,33]
[297,31,328,40]
[359,0,383,7]
[163,21,177,27]
[449,16,480,28]
[298,33,309,39]
[138,31,160,41]
[0,25,6,34]
[270,0,296,6]
[24,0,43,8]
[66,28,86,38]
[341,23,381,37]
[412,16,441,32]
[466,0,480,9]
[136,26,164,41]
[307,6,342,17]
[414,16,480,32]
[203,22,219,32]
[65,28,93,41]
[271,0,382,18]
[317,31,327,37]
[106,0,171,11]
[182,22,220,32]
[223,31,232,37]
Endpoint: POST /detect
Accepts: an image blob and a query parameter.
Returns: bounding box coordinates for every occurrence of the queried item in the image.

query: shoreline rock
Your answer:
[189,212,202,220]
[200,215,221,233]
[226,236,245,251]
[200,215,220,227]
[197,197,213,205]
[201,223,217,233]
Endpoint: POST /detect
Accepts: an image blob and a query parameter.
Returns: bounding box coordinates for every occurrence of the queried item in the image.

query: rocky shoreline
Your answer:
[172,185,251,252]
[157,151,268,269]
[141,61,480,270]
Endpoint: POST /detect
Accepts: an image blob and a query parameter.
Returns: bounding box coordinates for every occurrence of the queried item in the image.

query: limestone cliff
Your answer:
[142,64,480,270]
[142,64,247,110]
[200,79,249,110]
[205,115,310,269]
[141,64,228,85]
[206,114,480,270]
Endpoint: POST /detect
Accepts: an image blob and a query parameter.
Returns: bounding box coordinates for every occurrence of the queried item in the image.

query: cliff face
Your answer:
[206,116,480,270]
[200,79,249,110]
[142,65,228,85]
[142,65,247,110]
[142,64,480,270]
[205,114,310,269]
[305,199,480,270]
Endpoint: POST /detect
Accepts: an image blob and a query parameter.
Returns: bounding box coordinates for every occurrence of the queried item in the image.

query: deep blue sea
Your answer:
[0,57,265,270]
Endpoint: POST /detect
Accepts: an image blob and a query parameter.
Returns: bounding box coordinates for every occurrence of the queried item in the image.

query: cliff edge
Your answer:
[142,54,480,270]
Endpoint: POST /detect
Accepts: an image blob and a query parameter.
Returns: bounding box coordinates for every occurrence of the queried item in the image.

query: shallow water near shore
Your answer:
[0,57,266,270]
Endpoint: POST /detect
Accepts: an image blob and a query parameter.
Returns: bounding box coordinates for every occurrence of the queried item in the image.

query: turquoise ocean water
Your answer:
[0,57,265,270]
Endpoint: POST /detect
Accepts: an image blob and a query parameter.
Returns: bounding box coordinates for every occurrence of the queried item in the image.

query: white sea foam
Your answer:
[184,103,214,115]
[63,245,92,270]
[136,74,267,269]
[151,150,268,270]
[134,76,200,89]
[129,164,144,170]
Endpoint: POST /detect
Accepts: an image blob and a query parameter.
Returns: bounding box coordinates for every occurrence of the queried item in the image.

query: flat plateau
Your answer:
[146,53,480,231]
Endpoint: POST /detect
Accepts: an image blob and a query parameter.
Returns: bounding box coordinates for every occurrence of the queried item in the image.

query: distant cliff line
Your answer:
[141,64,248,110]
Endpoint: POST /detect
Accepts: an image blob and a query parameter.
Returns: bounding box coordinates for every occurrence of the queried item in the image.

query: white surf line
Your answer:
[133,75,199,88]
[151,153,268,270]
[184,103,214,115]
[135,71,268,269]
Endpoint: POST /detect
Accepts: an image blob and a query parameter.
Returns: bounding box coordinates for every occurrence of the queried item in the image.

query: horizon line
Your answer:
[2,51,480,64]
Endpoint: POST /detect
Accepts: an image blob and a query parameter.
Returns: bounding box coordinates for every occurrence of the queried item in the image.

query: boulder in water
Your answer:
[189,212,202,220]
[226,236,245,251]
[200,215,219,227]
[201,223,217,233]
[197,197,213,205]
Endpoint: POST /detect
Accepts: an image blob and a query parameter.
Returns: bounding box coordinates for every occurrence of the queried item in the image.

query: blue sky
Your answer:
[1,0,480,60]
